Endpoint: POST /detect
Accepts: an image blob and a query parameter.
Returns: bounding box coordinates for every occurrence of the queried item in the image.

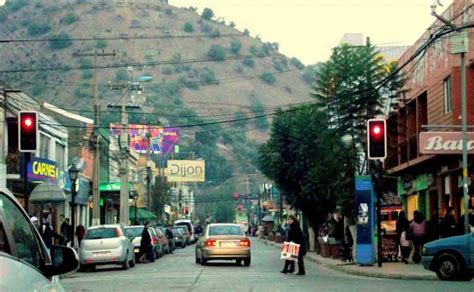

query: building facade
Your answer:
[386,0,474,222]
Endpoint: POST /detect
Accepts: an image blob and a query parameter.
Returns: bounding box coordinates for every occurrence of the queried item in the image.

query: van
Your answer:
[175,220,195,243]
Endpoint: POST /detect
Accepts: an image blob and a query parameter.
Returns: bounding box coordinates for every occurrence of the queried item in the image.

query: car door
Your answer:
[0,190,64,291]
[470,232,474,269]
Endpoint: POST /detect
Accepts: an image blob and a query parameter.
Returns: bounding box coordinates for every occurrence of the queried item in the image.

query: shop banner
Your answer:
[419,132,474,154]
[110,124,180,154]
[166,160,205,182]
[27,157,57,183]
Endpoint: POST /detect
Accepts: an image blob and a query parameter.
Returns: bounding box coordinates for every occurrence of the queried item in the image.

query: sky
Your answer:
[170,0,445,64]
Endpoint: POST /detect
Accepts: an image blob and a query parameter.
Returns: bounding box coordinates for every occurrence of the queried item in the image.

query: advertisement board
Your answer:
[110,124,180,154]
[27,157,58,183]
[166,160,205,182]
[419,132,474,154]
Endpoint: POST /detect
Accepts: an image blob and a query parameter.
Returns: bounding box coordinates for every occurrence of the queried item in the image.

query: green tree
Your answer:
[207,44,226,61]
[201,8,214,20]
[49,32,73,50]
[96,39,108,49]
[61,13,79,24]
[258,106,356,231]
[312,44,403,173]
[151,176,170,219]
[290,57,305,70]
[260,72,276,85]
[251,100,269,129]
[27,23,51,36]
[183,22,194,33]
[230,40,242,54]
[242,58,255,68]
[115,68,129,82]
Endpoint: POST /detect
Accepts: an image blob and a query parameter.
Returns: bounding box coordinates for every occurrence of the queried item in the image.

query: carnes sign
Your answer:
[419,132,474,154]
[27,157,58,182]
[166,160,205,182]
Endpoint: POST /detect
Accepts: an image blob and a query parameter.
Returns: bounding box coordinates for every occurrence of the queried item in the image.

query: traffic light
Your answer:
[367,119,387,160]
[233,192,239,201]
[184,206,189,215]
[18,111,38,152]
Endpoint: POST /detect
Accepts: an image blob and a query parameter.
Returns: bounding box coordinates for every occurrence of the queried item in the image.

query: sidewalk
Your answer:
[259,239,438,281]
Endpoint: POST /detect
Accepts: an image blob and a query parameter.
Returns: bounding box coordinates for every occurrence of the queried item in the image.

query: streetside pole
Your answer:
[460,52,469,234]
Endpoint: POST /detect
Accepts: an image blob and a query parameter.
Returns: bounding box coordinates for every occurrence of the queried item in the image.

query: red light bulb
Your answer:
[372,125,381,135]
[24,118,33,128]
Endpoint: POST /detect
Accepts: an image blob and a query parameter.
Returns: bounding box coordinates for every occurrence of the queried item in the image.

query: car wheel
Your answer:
[201,254,207,266]
[181,242,186,248]
[122,257,130,270]
[236,259,242,266]
[244,257,251,267]
[195,251,201,264]
[435,253,461,281]
[129,251,136,267]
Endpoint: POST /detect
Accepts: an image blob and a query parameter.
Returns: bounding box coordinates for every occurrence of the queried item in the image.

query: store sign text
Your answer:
[419,132,474,154]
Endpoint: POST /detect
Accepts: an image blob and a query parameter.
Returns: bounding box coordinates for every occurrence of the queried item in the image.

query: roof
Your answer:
[29,182,67,203]
[43,102,94,124]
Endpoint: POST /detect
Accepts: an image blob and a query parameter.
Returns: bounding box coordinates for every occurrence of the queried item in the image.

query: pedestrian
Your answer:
[439,208,457,238]
[40,216,54,253]
[30,216,39,229]
[139,222,152,263]
[280,215,306,275]
[396,211,410,259]
[60,215,69,245]
[341,226,354,262]
[399,225,411,264]
[411,210,426,264]
[166,225,174,253]
[75,224,86,248]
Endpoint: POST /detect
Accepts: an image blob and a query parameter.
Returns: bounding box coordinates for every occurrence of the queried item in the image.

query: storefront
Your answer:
[398,173,435,221]
[99,182,134,224]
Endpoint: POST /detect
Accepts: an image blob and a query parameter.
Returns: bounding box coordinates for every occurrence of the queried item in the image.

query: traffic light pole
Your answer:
[23,152,30,213]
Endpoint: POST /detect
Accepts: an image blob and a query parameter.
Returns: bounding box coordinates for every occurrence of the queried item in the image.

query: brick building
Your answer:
[385,0,474,222]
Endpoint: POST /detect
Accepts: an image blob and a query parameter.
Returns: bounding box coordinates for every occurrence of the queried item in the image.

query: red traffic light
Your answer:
[233,192,239,201]
[367,119,387,160]
[18,111,38,152]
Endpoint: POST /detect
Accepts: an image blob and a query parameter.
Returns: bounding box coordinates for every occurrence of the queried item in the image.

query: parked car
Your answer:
[174,225,191,246]
[149,227,164,258]
[422,232,473,281]
[154,226,170,254]
[79,224,135,271]
[195,223,251,266]
[175,219,196,243]
[126,226,159,260]
[172,227,186,248]
[0,187,79,291]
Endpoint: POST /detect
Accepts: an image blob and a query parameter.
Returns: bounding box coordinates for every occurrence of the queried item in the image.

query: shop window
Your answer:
[444,76,453,114]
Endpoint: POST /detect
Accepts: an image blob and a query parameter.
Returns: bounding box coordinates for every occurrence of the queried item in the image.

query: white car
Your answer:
[175,219,196,243]
[79,224,135,271]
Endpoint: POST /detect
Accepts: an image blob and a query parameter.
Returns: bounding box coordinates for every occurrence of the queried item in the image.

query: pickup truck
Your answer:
[421,232,473,281]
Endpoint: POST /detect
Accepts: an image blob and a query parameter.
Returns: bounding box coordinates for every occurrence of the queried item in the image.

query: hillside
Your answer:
[0,0,316,186]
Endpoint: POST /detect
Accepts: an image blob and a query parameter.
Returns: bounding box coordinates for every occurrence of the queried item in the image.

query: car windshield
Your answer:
[172,228,182,234]
[85,228,117,239]
[208,225,244,236]
[126,227,144,238]
[176,222,191,232]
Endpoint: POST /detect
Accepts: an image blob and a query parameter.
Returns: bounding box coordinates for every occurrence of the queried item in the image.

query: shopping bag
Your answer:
[280,241,300,262]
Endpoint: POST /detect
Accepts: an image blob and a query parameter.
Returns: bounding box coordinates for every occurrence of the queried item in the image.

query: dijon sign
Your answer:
[165,160,205,182]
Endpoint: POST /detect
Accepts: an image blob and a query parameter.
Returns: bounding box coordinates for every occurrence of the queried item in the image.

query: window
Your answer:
[40,134,51,159]
[444,76,453,114]
[85,228,118,239]
[0,194,43,267]
[208,225,244,236]
[55,143,65,170]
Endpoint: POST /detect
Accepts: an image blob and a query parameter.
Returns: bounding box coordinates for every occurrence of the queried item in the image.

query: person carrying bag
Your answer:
[280,215,306,275]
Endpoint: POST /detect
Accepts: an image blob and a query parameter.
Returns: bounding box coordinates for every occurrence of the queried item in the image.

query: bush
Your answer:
[78,58,92,69]
[201,23,212,33]
[0,13,6,23]
[290,57,305,70]
[161,66,173,75]
[207,45,226,61]
[96,39,108,49]
[5,1,28,12]
[49,33,73,50]
[201,8,214,20]
[165,8,173,15]
[61,13,79,24]
[27,23,51,36]
[144,54,153,61]
[82,70,93,80]
[230,40,242,54]
[200,68,217,85]
[273,57,288,72]
[229,21,236,28]
[242,58,255,68]
[183,22,194,33]
[115,68,129,82]
[249,45,258,56]
[211,29,221,38]
[243,29,250,36]
[179,76,199,90]
[260,72,276,85]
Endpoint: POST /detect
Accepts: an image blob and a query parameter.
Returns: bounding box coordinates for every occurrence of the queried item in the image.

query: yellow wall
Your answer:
[407,194,419,221]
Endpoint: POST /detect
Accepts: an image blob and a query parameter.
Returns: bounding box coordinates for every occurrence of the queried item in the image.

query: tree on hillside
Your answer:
[258,107,357,230]
[201,8,214,20]
[49,32,73,50]
[312,43,403,174]
[207,44,226,61]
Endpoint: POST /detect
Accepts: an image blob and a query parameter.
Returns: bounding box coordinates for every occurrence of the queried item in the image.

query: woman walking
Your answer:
[411,211,427,264]
[139,222,152,263]
[280,215,306,275]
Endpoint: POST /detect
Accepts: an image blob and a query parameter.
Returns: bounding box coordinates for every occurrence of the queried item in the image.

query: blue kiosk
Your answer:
[355,175,376,266]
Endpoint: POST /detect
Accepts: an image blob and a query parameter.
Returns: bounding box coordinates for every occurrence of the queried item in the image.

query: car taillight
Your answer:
[152,237,158,245]
[205,239,216,247]
[239,239,250,247]
[115,228,121,237]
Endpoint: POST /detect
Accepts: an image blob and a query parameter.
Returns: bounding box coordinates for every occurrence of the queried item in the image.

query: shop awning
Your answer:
[130,207,157,221]
[30,182,67,203]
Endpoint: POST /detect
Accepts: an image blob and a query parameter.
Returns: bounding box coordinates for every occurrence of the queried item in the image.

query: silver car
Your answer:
[79,224,135,271]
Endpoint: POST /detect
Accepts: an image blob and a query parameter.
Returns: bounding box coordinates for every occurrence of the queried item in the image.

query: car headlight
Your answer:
[422,247,427,256]
[175,237,179,240]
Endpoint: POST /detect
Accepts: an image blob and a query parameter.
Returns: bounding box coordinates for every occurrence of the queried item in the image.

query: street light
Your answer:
[68,164,79,248]
[133,192,139,225]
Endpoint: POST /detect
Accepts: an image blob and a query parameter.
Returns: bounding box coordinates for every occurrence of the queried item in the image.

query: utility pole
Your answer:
[146,133,152,211]
[73,50,116,226]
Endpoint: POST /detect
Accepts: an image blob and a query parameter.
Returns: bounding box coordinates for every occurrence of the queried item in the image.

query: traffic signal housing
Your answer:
[18,111,38,152]
[367,119,387,160]
[233,192,239,201]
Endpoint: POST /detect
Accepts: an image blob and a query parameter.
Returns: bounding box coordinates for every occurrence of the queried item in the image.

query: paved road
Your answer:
[62,239,473,292]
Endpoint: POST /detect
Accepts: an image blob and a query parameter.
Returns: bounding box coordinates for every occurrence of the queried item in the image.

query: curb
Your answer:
[257,238,438,281]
